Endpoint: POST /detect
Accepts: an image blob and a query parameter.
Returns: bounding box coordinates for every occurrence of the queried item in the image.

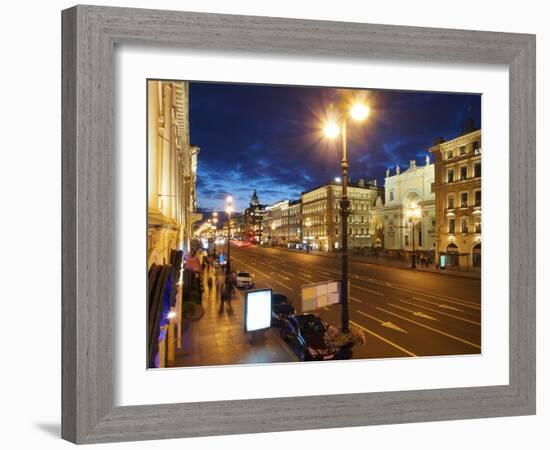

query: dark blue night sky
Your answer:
[189,82,480,213]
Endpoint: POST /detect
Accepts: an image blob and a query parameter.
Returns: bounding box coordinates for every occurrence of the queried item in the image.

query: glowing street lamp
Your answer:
[225,196,233,275]
[322,100,369,333]
[406,202,422,268]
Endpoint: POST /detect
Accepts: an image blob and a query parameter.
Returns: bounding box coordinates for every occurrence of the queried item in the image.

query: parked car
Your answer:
[233,270,254,289]
[280,314,335,361]
[271,293,295,327]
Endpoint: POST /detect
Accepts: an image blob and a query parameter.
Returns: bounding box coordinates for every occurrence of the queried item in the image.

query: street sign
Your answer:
[301,280,341,312]
[244,289,272,333]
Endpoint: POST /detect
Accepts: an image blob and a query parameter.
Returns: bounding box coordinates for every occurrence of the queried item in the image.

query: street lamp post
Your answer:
[225,196,233,275]
[406,202,421,269]
[212,212,218,256]
[323,101,369,334]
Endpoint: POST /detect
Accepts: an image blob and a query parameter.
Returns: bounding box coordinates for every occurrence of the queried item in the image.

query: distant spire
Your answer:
[250,189,259,206]
[425,154,430,165]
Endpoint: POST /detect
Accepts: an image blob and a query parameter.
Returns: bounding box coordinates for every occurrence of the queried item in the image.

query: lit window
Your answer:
[461,192,468,208]
[461,217,469,234]
[475,190,481,207]
[474,162,481,178]
[447,169,454,183]
[448,218,456,234]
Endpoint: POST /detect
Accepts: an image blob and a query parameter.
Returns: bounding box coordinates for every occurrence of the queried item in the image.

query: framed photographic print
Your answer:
[62,5,536,444]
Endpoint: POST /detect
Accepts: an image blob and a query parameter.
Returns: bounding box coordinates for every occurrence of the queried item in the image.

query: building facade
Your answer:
[429,127,482,269]
[147,80,201,268]
[263,199,302,247]
[301,179,382,252]
[243,190,265,243]
[371,156,436,257]
[263,200,289,246]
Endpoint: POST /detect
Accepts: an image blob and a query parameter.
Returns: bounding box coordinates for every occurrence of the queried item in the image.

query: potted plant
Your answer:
[324,325,367,360]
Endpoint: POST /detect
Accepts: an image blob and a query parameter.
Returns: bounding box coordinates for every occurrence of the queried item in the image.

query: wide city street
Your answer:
[231,245,481,359]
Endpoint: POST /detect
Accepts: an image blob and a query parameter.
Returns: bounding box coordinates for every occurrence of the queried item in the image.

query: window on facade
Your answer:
[389,191,394,201]
[475,190,481,207]
[447,150,453,159]
[461,217,469,233]
[447,169,454,183]
[366,227,370,236]
[360,228,364,235]
[474,162,481,178]
[461,192,468,208]
[405,235,409,247]
[475,220,481,234]
[448,218,456,234]
[459,145,466,155]
[360,216,364,223]
[460,165,467,180]
[448,196,455,209]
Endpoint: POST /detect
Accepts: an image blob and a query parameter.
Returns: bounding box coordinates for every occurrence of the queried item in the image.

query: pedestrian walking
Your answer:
[218,278,227,314]
[224,275,235,313]
[207,275,213,299]
[215,272,222,301]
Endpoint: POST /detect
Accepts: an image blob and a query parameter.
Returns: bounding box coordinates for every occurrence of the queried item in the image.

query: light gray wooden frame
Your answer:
[62,4,536,444]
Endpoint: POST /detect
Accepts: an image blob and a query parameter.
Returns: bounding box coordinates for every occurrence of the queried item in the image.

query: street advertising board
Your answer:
[300,280,341,312]
[244,289,272,333]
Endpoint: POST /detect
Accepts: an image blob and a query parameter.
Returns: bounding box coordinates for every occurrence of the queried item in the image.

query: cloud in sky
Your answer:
[189,82,481,212]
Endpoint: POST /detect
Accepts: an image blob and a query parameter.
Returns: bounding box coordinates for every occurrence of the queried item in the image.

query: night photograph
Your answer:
[147,80,482,368]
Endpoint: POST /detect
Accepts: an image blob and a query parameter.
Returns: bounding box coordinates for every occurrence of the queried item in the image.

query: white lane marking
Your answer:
[350,296,362,303]
[358,275,480,308]
[350,320,417,357]
[353,285,384,296]
[357,310,407,334]
[274,280,292,290]
[399,299,481,326]
[279,275,291,281]
[439,304,465,312]
[375,306,481,350]
[388,303,439,321]
[232,256,271,279]
[280,270,294,277]
[299,273,312,278]
[412,296,477,312]
[297,276,313,283]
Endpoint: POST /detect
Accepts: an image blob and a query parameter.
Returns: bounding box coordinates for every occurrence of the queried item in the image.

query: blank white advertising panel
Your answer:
[245,289,272,333]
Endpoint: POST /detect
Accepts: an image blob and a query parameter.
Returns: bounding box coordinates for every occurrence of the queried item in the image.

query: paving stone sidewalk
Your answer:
[175,266,298,367]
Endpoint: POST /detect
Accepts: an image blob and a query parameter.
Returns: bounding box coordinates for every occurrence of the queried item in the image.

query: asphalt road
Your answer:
[231,245,481,360]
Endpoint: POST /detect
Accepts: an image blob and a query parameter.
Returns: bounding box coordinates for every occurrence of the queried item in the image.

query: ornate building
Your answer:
[371,156,436,257]
[429,124,482,269]
[243,190,266,243]
[147,80,201,268]
[301,179,382,252]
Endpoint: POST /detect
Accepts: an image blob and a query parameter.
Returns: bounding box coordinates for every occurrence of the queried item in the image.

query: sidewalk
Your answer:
[175,266,298,367]
[269,246,481,279]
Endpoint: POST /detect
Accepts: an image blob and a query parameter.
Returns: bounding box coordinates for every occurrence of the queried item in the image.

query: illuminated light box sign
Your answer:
[301,280,341,312]
[244,289,272,333]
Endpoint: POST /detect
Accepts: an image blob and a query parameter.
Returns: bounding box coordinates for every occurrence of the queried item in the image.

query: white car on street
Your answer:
[233,271,254,289]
